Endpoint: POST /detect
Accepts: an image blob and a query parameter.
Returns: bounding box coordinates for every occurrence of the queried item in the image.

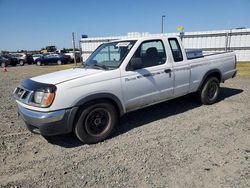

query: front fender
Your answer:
[73,93,125,116]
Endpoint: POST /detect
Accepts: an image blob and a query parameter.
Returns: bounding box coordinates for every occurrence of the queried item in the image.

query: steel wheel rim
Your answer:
[84,108,111,136]
[207,81,218,100]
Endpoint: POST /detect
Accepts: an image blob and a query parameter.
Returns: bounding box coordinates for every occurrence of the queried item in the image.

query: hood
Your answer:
[31,68,103,85]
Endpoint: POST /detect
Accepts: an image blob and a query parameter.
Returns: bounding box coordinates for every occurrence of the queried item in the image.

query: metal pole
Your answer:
[161,15,166,33]
[225,31,229,51]
[228,29,232,51]
[72,32,77,67]
[79,40,82,62]
[180,32,184,41]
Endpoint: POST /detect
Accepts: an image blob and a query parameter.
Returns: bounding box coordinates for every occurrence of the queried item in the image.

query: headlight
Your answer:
[34,91,44,103]
[33,91,55,107]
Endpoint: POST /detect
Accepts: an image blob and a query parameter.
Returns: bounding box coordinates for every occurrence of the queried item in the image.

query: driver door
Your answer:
[121,40,174,112]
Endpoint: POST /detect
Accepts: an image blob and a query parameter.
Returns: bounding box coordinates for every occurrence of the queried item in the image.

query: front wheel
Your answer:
[57,60,62,65]
[19,60,24,66]
[1,62,6,68]
[74,102,117,144]
[200,77,220,105]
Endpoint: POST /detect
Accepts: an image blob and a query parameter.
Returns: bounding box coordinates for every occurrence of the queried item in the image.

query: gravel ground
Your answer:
[0,65,249,187]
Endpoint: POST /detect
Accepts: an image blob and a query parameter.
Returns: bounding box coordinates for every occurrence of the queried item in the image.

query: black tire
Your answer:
[200,77,220,105]
[11,62,17,66]
[19,60,24,66]
[74,102,117,144]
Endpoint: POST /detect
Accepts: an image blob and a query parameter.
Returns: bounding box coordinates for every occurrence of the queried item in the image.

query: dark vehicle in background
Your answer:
[2,54,19,66]
[0,56,10,67]
[13,53,34,66]
[35,53,69,66]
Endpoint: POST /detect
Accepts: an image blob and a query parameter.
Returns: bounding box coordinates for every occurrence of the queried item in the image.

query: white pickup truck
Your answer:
[14,36,237,144]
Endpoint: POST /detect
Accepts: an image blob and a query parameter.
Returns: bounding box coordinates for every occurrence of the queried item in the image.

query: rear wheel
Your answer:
[74,102,117,144]
[57,60,62,65]
[200,77,220,105]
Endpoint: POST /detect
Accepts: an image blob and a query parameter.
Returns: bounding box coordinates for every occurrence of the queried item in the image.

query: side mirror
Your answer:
[130,57,143,70]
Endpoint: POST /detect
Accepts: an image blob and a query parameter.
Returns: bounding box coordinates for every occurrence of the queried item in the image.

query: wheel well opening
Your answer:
[99,98,121,117]
[208,72,221,82]
[199,71,222,91]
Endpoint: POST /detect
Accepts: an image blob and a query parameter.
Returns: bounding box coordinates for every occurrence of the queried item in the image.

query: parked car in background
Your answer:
[2,54,18,66]
[40,46,57,54]
[0,56,10,67]
[35,53,69,66]
[32,54,43,61]
[64,51,81,62]
[12,53,34,66]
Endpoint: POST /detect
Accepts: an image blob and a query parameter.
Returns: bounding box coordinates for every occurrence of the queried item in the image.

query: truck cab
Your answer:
[120,37,190,111]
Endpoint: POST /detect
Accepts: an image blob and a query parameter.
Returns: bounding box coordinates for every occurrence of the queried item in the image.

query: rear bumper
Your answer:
[18,104,78,136]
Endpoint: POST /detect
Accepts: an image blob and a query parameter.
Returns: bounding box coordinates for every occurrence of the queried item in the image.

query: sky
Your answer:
[0,0,250,51]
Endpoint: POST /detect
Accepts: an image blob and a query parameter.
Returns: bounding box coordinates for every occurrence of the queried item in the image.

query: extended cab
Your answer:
[14,36,237,144]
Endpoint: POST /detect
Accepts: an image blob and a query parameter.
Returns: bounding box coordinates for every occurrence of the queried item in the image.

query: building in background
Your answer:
[80,28,250,62]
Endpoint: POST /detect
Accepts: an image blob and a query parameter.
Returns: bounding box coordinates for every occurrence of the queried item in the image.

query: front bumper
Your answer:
[18,104,78,136]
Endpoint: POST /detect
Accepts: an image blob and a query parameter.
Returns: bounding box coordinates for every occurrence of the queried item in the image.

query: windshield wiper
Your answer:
[80,64,89,68]
[91,64,108,70]
[80,63,108,70]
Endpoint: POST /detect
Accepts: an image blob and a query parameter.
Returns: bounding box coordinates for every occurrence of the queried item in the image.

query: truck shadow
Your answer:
[113,87,243,138]
[44,87,243,148]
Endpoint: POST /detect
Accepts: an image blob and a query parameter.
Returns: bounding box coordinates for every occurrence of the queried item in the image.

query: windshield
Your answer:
[82,40,136,70]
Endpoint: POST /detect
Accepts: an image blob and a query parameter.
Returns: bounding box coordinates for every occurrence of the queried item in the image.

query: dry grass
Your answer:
[237,62,250,76]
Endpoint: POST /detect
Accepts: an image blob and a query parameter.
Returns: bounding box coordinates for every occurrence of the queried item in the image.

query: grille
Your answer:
[14,87,32,103]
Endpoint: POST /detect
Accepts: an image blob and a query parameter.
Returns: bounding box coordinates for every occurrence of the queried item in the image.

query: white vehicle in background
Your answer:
[32,54,43,61]
[14,36,237,144]
[64,51,81,62]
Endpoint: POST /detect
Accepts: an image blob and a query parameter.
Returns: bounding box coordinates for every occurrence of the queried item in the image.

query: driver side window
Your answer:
[131,40,166,69]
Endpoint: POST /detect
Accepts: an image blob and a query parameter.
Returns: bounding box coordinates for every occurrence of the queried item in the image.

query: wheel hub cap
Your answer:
[94,118,102,126]
[85,108,110,136]
[208,82,217,99]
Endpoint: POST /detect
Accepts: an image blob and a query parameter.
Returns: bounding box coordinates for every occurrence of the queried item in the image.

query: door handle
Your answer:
[164,69,172,73]
[164,69,172,77]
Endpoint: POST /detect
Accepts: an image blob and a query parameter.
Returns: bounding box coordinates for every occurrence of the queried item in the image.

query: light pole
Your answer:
[72,32,77,67]
[161,15,166,33]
